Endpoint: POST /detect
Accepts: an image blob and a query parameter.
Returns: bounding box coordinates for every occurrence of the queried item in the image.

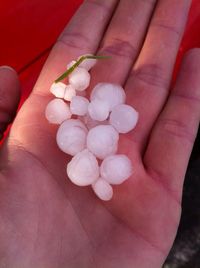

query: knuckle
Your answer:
[57,31,92,51]
[85,0,109,10]
[151,20,181,38]
[132,63,168,88]
[173,92,200,106]
[101,38,137,59]
[159,118,196,144]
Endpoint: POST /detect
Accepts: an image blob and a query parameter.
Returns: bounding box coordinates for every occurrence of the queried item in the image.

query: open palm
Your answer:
[1,0,200,267]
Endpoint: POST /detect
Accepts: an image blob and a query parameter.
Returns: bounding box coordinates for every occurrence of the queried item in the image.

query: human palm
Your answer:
[1,0,200,267]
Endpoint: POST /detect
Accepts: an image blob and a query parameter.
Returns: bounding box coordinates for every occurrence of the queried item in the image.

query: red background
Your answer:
[0,0,200,104]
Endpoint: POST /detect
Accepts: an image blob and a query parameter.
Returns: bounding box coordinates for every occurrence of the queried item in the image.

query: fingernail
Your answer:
[0,65,15,71]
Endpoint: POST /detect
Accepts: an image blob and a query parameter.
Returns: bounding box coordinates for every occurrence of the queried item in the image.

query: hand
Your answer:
[0,1,199,267]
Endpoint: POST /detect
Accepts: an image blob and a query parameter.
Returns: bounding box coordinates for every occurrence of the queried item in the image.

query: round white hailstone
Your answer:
[69,67,90,91]
[64,85,76,101]
[45,99,71,124]
[50,82,66,98]
[92,178,113,201]
[90,83,126,111]
[70,96,89,116]
[88,99,110,121]
[56,119,88,156]
[109,104,139,133]
[67,149,99,186]
[100,154,133,185]
[78,54,97,71]
[87,125,119,160]
[67,60,76,70]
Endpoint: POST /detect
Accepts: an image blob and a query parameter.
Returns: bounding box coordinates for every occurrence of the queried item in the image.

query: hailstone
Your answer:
[45,99,71,124]
[90,83,126,111]
[87,125,119,159]
[109,104,138,133]
[67,149,99,186]
[100,154,133,184]
[56,119,87,156]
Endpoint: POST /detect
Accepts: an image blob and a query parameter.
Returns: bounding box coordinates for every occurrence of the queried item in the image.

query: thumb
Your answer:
[0,66,21,140]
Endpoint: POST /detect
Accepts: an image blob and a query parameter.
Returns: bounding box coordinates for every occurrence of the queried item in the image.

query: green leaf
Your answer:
[54,55,110,83]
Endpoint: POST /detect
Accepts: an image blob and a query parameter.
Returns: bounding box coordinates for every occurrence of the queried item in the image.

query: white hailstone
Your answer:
[109,104,139,133]
[67,60,76,70]
[69,67,90,91]
[70,96,89,116]
[56,119,87,156]
[90,83,126,111]
[45,99,71,124]
[50,82,66,98]
[78,54,97,71]
[67,149,99,186]
[88,99,110,121]
[87,125,119,160]
[64,85,76,101]
[100,154,133,185]
[92,178,113,201]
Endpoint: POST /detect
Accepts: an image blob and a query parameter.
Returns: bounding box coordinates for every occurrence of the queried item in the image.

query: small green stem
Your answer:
[54,55,110,83]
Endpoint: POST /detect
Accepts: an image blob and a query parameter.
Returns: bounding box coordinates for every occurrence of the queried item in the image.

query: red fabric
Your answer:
[0,0,83,71]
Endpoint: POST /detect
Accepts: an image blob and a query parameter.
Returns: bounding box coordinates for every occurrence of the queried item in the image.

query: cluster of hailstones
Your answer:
[45,55,139,201]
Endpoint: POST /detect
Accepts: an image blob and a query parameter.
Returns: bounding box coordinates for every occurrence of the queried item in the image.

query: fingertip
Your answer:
[176,49,200,86]
[185,47,200,56]
[0,65,21,100]
[182,48,200,69]
[0,66,21,138]
[0,65,16,71]
[0,65,19,79]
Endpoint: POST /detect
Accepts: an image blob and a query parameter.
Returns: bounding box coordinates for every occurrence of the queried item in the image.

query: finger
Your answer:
[33,0,119,95]
[144,49,200,202]
[0,66,20,139]
[124,0,192,152]
[89,0,156,86]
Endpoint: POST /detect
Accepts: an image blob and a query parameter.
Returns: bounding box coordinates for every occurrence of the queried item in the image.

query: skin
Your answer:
[0,0,200,267]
